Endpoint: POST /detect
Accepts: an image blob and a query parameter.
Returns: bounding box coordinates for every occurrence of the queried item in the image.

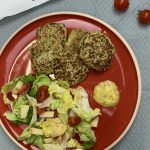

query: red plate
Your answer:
[0,12,141,150]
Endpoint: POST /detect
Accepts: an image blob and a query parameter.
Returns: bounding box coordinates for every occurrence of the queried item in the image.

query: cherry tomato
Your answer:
[74,133,81,142]
[138,10,150,24]
[36,86,49,102]
[114,0,129,11]
[7,92,15,101]
[17,82,32,95]
[68,116,81,127]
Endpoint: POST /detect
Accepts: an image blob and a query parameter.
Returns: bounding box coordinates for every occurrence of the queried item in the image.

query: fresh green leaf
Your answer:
[18,74,35,83]
[3,111,22,124]
[75,121,96,143]
[82,140,95,149]
[28,106,37,128]
[29,74,51,97]
[74,107,100,122]
[49,82,73,111]
[18,128,31,140]
[67,138,83,149]
[26,135,36,144]
[26,135,44,149]
[1,74,35,104]
[3,111,16,121]
[50,99,68,124]
[1,80,16,104]
[71,87,100,122]
[33,135,43,149]
[50,99,61,110]
[25,106,33,124]
[25,95,37,126]
[4,95,32,125]
[12,96,28,117]
[48,82,65,99]
[26,94,37,106]
[41,119,67,138]
[12,95,32,124]
[56,80,70,89]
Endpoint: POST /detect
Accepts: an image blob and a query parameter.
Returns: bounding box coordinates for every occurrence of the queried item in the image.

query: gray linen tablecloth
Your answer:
[0,0,149,149]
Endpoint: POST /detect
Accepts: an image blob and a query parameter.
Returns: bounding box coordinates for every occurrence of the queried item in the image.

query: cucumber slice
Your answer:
[29,128,44,135]
[43,138,53,144]
[20,105,30,119]
[46,117,62,124]
[39,111,55,118]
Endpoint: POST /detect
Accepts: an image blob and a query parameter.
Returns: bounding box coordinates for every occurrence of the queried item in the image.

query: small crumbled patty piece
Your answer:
[93,80,120,107]
[37,23,67,46]
[79,32,115,71]
[54,55,89,86]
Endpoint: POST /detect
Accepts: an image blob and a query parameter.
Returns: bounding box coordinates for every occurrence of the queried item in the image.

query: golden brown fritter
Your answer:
[54,53,89,86]
[79,32,115,71]
[37,23,67,46]
[54,29,89,86]
[29,23,66,75]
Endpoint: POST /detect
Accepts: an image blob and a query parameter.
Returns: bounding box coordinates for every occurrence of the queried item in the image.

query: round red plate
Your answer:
[0,12,141,150]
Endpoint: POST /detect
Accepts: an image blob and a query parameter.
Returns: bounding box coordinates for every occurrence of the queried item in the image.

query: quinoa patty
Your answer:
[54,29,89,86]
[30,23,66,75]
[30,37,63,74]
[54,53,89,86]
[37,23,67,46]
[79,32,115,71]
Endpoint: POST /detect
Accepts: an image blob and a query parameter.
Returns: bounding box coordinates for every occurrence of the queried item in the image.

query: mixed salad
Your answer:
[1,74,100,150]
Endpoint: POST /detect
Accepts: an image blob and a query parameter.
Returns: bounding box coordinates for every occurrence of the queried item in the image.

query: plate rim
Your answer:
[0,11,141,150]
